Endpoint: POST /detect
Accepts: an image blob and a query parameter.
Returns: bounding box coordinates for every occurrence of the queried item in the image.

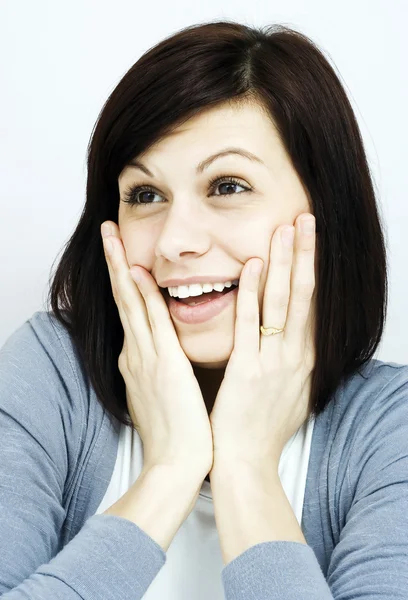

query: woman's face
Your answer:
[118,101,315,369]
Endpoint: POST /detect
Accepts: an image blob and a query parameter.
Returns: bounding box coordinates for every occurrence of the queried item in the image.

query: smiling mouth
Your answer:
[161,285,238,305]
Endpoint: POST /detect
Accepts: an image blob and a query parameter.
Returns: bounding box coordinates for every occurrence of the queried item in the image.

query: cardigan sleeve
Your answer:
[221,365,408,599]
[0,316,166,599]
[221,541,333,599]
[325,365,408,598]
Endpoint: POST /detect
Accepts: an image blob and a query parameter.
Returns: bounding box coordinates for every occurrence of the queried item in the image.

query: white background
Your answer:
[0,0,407,363]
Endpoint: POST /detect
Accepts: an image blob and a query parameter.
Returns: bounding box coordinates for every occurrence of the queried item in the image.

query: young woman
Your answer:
[1,21,406,600]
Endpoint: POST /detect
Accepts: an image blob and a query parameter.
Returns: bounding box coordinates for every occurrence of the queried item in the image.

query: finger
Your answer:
[284,215,316,353]
[232,257,263,358]
[102,222,185,360]
[129,267,190,358]
[101,225,156,358]
[102,236,132,332]
[260,224,294,353]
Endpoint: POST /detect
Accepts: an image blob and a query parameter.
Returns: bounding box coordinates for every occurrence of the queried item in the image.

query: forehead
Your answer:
[119,101,287,181]
[152,102,279,152]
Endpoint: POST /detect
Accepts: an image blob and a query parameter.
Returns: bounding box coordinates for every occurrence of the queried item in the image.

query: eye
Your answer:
[121,175,252,207]
[122,185,161,207]
[207,175,251,197]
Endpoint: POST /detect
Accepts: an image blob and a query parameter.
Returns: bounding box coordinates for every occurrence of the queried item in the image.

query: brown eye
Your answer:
[121,175,252,207]
[122,185,162,206]
[208,175,251,197]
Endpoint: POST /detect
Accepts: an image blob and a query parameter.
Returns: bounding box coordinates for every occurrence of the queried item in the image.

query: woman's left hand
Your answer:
[209,213,317,471]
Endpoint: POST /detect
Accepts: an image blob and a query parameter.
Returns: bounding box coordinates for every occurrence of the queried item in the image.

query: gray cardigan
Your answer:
[0,310,407,599]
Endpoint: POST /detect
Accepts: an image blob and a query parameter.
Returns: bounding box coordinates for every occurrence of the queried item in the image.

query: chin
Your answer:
[190,358,229,369]
[180,334,233,368]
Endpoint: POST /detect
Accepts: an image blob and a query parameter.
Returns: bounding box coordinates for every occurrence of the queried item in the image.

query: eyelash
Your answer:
[121,174,252,207]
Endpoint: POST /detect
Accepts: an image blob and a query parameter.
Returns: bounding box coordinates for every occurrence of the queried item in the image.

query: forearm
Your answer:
[104,465,203,552]
[210,461,307,565]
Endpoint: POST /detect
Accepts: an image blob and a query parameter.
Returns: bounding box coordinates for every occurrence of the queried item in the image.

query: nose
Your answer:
[154,202,211,262]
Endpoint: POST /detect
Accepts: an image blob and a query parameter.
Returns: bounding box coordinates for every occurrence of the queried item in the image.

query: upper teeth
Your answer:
[168,279,239,298]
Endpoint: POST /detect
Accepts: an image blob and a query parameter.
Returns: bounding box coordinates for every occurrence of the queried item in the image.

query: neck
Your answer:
[192,364,226,485]
[192,364,225,416]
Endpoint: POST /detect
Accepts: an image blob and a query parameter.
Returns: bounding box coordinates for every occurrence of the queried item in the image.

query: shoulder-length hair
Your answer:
[47,21,387,427]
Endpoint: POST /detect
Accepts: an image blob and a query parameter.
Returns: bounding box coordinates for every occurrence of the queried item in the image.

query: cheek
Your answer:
[120,226,156,267]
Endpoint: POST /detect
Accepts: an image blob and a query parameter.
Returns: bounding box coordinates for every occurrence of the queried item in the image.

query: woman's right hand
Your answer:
[101,221,213,480]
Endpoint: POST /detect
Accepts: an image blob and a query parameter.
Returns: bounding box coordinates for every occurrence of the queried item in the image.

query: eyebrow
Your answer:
[125,147,266,177]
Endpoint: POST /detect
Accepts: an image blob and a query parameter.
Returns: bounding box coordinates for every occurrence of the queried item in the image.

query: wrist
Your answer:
[210,456,280,481]
[105,464,206,552]
[143,463,207,489]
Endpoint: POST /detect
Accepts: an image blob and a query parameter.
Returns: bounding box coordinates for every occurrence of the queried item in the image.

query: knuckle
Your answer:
[280,252,293,265]
[121,294,133,314]
[126,354,139,373]
[118,351,128,374]
[120,350,145,377]
[304,350,315,372]
[243,363,263,381]
[271,291,288,308]
[294,280,314,300]
[292,351,304,367]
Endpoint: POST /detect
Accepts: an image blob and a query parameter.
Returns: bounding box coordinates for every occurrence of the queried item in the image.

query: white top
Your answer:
[95,417,315,599]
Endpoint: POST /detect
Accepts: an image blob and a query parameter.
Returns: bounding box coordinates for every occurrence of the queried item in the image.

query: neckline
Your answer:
[199,478,213,499]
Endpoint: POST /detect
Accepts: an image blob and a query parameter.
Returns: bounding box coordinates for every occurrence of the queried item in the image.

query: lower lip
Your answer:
[166,287,238,324]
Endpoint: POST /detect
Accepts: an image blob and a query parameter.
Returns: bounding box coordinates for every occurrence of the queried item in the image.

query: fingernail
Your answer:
[301,217,315,235]
[250,259,263,276]
[101,223,113,238]
[103,237,113,255]
[130,268,142,283]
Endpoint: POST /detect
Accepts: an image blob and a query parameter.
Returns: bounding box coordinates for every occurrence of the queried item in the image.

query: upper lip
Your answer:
[158,275,240,289]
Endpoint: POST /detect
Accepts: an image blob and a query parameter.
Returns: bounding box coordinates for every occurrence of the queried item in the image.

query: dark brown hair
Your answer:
[46,21,388,427]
